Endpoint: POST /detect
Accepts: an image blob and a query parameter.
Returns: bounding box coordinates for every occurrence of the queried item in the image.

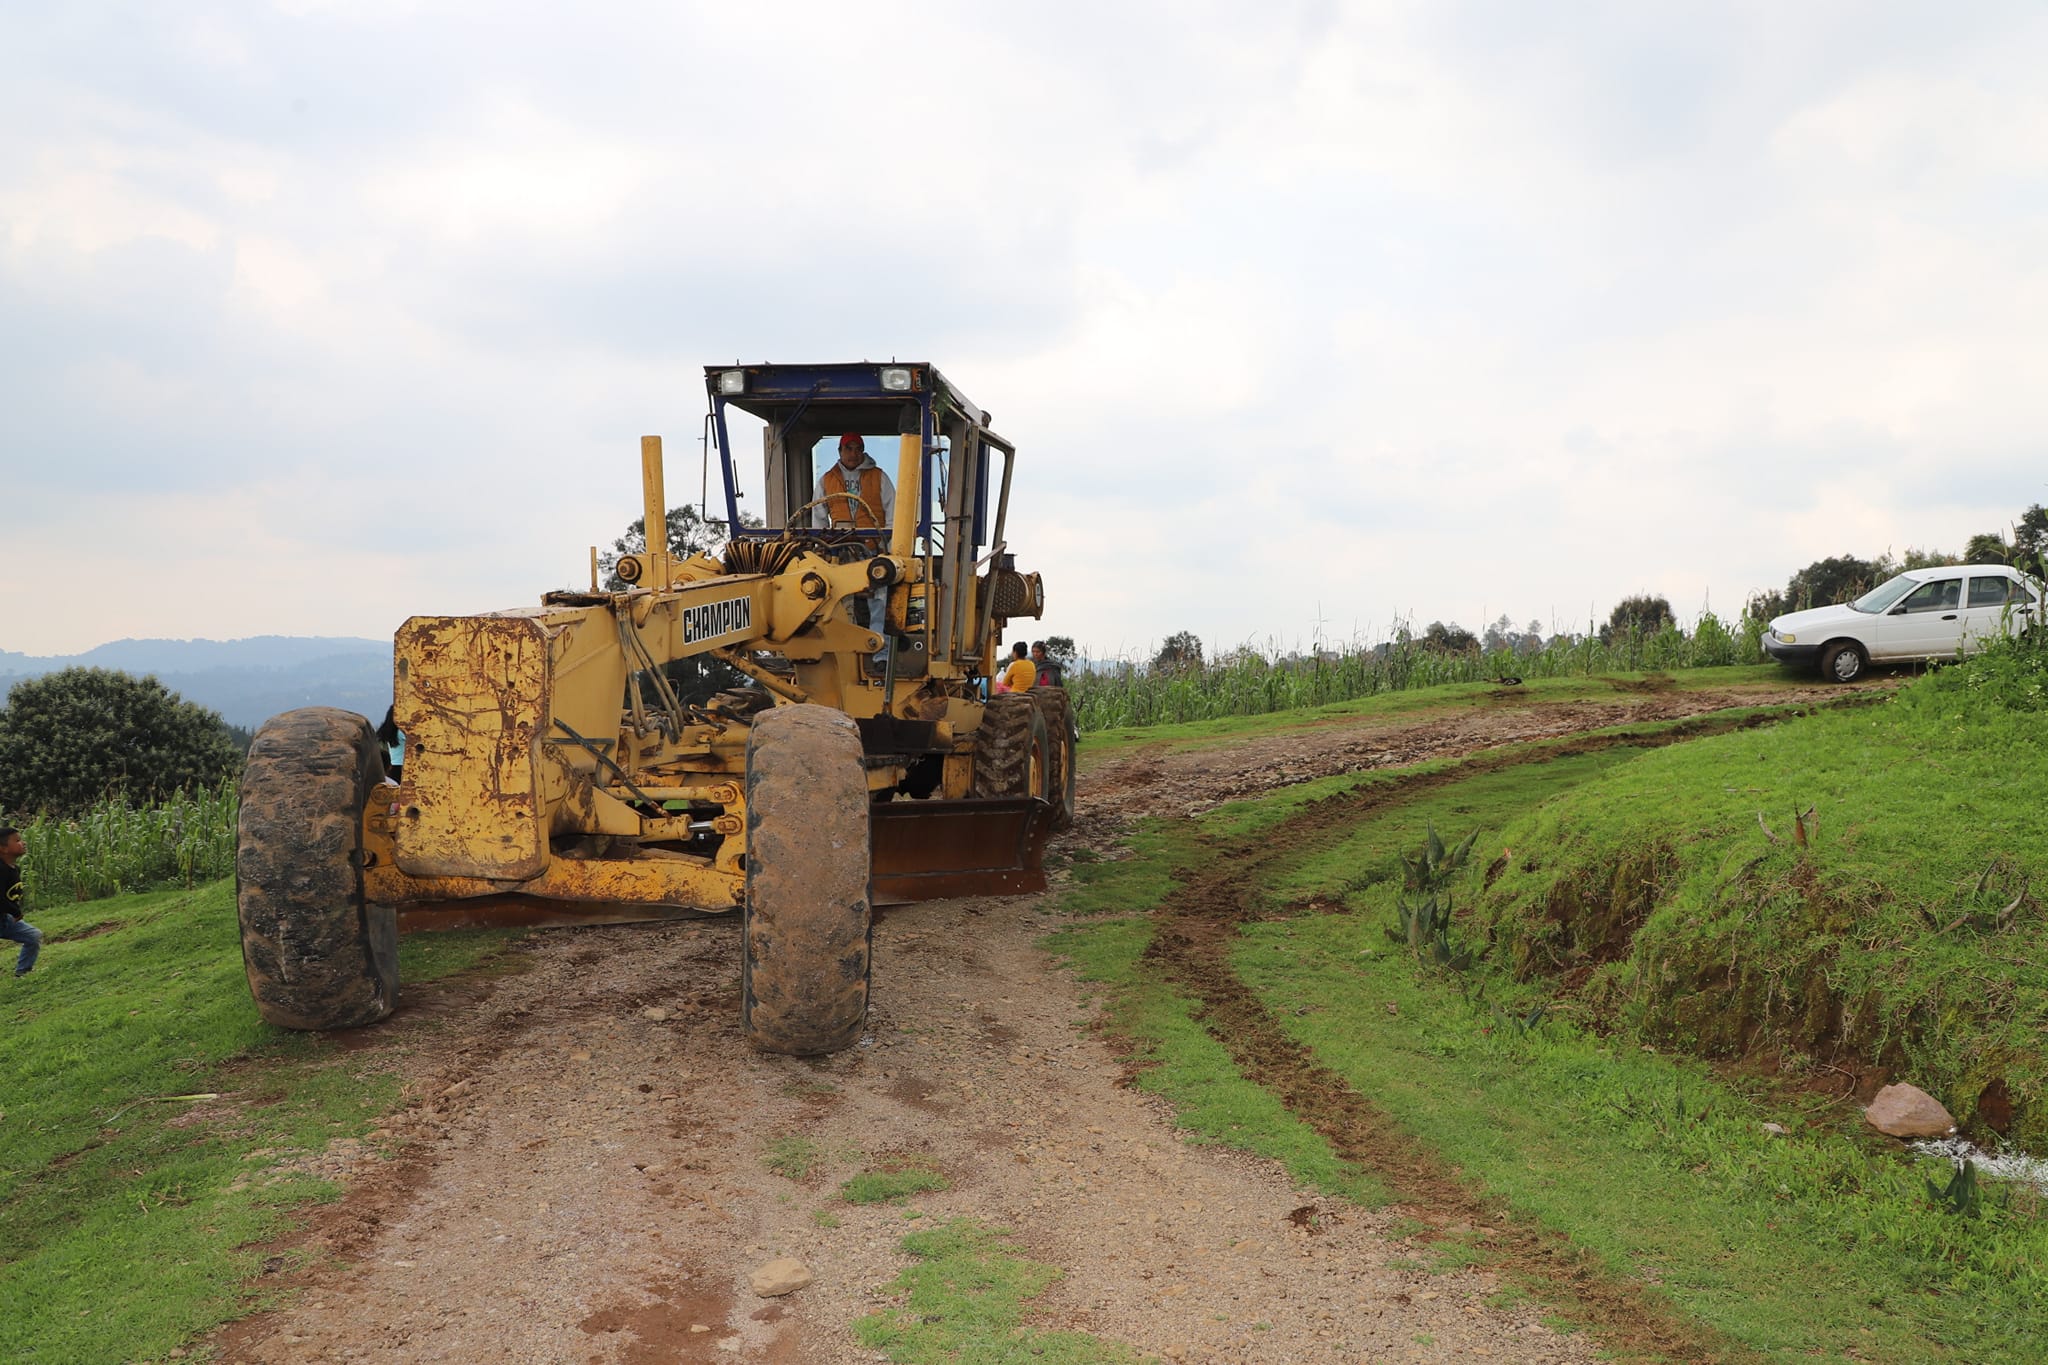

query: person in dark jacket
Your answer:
[1030,641,1064,688]
[0,826,40,977]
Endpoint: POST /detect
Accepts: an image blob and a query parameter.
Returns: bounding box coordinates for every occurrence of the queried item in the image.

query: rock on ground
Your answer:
[1865,1083,1955,1138]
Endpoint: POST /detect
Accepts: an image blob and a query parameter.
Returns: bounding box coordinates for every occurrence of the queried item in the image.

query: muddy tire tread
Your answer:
[970,692,1048,800]
[236,707,398,1030]
[741,706,872,1055]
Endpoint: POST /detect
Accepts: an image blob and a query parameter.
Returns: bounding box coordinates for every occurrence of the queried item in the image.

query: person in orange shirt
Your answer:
[1000,641,1038,694]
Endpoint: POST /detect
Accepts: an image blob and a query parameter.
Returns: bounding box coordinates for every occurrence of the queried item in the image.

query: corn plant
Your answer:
[9,779,238,903]
[1067,614,1774,733]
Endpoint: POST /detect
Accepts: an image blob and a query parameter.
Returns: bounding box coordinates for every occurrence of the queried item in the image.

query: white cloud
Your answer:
[4,1,2047,660]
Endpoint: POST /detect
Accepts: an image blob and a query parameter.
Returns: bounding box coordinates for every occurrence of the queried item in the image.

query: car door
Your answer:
[1960,572,2037,653]
[1872,574,1963,659]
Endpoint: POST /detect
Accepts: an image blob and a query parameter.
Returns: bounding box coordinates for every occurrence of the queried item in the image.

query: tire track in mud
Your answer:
[1139,714,1799,1365]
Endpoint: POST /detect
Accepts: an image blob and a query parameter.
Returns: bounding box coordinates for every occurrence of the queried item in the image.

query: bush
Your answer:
[0,668,241,817]
[1918,621,2048,713]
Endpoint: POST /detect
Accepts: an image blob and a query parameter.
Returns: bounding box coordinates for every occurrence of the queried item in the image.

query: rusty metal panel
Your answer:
[868,798,1054,902]
[392,615,551,880]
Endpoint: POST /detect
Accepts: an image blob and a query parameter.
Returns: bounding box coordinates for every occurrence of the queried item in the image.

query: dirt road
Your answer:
[212,681,1851,1364]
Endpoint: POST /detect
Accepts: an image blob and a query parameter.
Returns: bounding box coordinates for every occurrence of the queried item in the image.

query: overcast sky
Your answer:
[5,1,2046,660]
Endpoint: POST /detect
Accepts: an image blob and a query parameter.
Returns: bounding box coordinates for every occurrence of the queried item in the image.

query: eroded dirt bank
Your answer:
[209,681,1858,1363]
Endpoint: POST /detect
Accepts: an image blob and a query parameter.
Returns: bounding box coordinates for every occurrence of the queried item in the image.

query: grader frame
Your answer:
[235,362,1073,1054]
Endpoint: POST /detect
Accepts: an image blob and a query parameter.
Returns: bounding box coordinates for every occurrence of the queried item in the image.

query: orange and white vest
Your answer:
[822,463,886,529]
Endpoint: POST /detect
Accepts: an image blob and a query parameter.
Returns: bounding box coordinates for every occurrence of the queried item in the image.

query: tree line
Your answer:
[1143,502,2048,672]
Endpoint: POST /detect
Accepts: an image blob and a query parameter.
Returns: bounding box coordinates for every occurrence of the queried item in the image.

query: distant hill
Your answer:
[0,636,393,730]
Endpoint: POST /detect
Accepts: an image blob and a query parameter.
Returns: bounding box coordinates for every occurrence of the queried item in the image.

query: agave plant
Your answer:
[1385,823,1481,969]
[1927,1159,1981,1217]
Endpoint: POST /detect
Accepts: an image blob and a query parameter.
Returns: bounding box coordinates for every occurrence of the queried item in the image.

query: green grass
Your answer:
[1240,905,2048,1360]
[763,1135,822,1180]
[1047,913,1382,1205]
[1477,677,2048,1145]
[840,1165,949,1205]
[1255,745,1652,909]
[0,880,516,1364]
[1054,680,2048,1362]
[854,1219,1147,1363]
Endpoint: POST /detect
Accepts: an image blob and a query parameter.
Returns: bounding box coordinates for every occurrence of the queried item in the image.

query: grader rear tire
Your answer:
[970,692,1050,801]
[236,708,399,1030]
[1032,688,1078,831]
[741,706,872,1055]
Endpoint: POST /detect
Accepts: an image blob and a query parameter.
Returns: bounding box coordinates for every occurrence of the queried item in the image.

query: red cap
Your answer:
[838,433,864,448]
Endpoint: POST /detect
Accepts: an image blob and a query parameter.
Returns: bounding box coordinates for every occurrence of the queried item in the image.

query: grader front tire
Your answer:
[236,708,399,1031]
[970,693,1050,801]
[741,706,873,1055]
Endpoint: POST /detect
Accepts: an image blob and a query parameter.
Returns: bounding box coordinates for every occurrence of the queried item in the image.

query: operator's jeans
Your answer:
[1,917,40,976]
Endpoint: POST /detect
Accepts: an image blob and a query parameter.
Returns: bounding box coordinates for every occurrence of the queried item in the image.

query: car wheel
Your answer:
[1820,641,1866,683]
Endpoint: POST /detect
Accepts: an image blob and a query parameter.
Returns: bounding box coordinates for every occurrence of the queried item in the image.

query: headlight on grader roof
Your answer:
[717,369,746,395]
[880,366,912,392]
[615,554,643,584]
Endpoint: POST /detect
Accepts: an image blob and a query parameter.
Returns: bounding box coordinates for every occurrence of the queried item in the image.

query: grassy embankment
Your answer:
[1052,662,2048,1362]
[0,882,514,1365]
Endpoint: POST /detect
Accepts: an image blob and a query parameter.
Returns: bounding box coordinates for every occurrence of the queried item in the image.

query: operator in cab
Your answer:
[813,434,895,532]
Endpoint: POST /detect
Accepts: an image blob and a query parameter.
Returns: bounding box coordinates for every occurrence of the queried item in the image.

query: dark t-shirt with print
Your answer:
[1,861,22,921]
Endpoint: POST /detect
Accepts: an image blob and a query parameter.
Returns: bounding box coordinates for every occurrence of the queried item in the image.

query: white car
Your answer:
[1764,564,2042,682]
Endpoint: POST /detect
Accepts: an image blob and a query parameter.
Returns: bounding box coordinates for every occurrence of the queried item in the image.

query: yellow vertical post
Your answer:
[889,432,919,562]
[888,431,921,632]
[641,436,670,587]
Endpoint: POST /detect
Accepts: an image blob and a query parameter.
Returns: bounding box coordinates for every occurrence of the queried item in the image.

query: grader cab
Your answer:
[236,362,1073,1055]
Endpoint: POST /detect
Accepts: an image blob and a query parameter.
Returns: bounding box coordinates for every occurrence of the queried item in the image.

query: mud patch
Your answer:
[579,1276,743,1365]
[53,919,121,941]
[884,1073,951,1113]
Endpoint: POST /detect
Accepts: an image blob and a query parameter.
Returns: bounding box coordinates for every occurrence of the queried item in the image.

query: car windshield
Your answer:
[1851,574,1920,614]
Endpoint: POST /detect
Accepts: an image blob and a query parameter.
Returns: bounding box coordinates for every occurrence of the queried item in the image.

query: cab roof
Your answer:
[703,362,991,432]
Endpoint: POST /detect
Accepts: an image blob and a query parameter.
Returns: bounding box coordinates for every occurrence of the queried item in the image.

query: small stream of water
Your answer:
[1910,1136,2048,1194]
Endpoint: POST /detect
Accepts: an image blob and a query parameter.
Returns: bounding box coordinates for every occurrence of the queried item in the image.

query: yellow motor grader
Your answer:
[236,362,1073,1054]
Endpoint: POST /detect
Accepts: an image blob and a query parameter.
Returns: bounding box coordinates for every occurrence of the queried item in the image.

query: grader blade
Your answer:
[868,798,1056,902]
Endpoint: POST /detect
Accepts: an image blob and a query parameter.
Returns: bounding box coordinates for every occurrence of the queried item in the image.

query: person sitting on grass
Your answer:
[0,826,40,978]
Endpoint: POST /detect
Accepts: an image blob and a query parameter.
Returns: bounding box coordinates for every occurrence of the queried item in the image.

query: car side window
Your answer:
[1900,579,1961,612]
[1967,576,2016,608]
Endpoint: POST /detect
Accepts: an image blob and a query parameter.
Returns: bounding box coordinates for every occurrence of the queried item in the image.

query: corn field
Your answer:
[11,780,238,904]
[1067,613,1766,731]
